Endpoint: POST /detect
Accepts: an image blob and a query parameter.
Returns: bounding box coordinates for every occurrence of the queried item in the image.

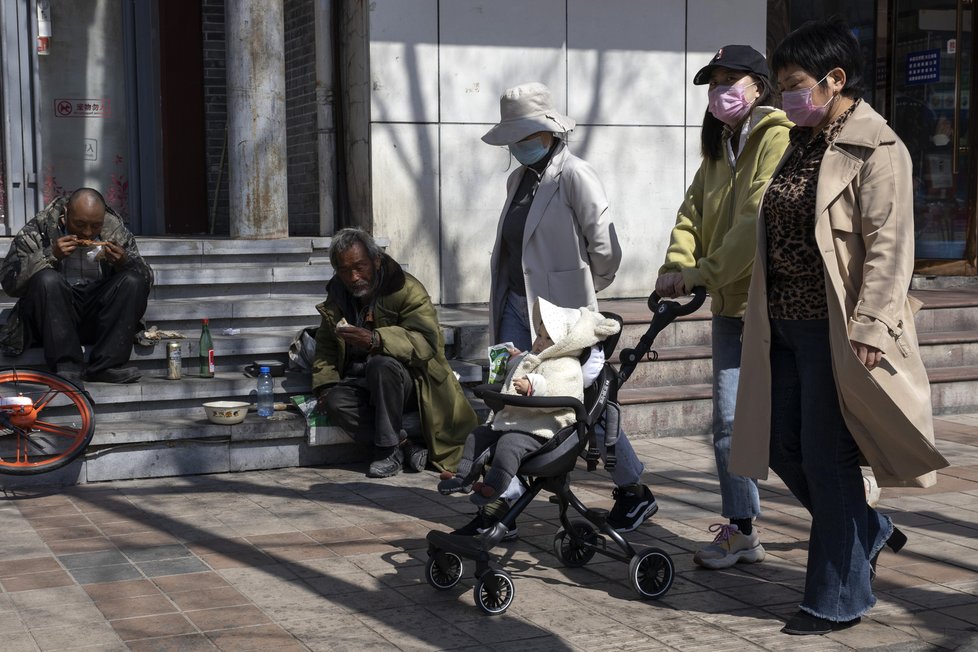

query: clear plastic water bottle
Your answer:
[257,366,274,417]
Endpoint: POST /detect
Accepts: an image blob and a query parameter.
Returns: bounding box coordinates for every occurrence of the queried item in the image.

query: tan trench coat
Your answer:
[730,101,949,488]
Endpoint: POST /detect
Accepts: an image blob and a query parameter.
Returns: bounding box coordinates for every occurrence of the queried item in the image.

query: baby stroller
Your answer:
[425,288,707,614]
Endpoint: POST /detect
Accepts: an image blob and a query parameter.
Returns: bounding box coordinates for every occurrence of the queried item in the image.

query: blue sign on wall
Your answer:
[906,49,941,86]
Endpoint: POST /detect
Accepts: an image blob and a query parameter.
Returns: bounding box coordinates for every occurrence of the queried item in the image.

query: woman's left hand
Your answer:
[851,339,883,370]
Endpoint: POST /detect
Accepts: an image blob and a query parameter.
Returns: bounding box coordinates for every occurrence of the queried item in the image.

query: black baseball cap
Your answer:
[693,44,770,85]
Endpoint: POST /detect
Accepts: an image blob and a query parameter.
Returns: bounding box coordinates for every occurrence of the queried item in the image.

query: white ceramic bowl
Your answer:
[203,401,250,425]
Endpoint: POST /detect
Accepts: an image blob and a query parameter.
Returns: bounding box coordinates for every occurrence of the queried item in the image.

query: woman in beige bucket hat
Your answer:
[452,82,657,539]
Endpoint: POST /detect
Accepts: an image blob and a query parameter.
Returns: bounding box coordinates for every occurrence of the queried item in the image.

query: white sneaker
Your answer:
[693,523,766,570]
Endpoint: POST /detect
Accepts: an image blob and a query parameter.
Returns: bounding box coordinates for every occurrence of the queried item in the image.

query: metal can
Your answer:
[166,342,182,380]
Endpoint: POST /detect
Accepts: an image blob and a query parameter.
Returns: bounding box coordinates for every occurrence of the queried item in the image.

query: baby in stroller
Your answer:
[438,297,620,502]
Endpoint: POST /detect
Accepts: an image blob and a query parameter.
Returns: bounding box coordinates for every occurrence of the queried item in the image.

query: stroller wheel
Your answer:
[629,547,674,599]
[552,521,598,568]
[426,550,464,590]
[474,569,514,615]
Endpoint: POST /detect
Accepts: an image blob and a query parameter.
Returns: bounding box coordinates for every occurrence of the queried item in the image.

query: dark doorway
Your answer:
[158,0,208,233]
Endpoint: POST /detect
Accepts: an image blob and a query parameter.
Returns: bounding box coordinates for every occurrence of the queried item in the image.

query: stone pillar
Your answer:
[225,0,288,238]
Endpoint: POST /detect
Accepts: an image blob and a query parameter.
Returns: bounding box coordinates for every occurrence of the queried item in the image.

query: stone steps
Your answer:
[1,231,977,485]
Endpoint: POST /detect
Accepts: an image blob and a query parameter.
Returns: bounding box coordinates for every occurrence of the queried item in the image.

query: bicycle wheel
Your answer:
[0,369,96,475]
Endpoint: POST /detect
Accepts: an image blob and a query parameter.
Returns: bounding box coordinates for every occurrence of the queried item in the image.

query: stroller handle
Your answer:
[472,384,589,423]
[618,286,707,387]
[648,285,707,316]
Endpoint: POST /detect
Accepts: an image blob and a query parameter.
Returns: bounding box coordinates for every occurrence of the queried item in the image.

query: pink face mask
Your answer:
[782,73,835,127]
[707,82,758,126]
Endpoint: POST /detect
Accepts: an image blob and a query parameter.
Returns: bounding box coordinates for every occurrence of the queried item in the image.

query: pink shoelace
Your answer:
[707,523,739,544]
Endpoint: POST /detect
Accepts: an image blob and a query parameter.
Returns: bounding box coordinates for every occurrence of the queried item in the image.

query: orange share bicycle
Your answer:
[0,368,96,475]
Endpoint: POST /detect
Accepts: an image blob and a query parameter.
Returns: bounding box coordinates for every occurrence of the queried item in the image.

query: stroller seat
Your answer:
[425,289,706,615]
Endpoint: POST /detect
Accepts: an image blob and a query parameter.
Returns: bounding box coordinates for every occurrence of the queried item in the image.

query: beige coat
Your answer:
[489,146,622,342]
[730,101,949,488]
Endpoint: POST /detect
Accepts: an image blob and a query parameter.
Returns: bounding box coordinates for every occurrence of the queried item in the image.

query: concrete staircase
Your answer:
[0,237,473,486]
[1,233,976,486]
[579,289,978,441]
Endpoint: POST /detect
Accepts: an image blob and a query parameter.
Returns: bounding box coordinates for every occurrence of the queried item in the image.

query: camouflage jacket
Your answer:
[0,197,153,354]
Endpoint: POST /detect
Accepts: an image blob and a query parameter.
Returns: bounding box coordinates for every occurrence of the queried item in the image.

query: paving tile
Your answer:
[1,569,76,593]
[153,572,232,594]
[35,525,103,542]
[184,604,272,632]
[0,556,61,578]
[94,593,179,620]
[57,549,130,569]
[30,621,125,651]
[244,532,315,548]
[18,600,106,629]
[303,526,374,544]
[83,579,163,603]
[137,557,210,577]
[0,630,37,651]
[126,634,218,651]
[45,537,118,556]
[122,544,193,563]
[109,612,198,641]
[0,610,26,634]
[205,623,302,651]
[196,551,276,570]
[69,564,144,585]
[6,585,93,609]
[110,531,182,549]
[167,586,251,612]
[324,540,398,557]
[22,513,93,530]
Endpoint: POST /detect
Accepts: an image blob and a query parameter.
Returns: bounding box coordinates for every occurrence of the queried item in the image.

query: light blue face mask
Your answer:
[509,137,550,165]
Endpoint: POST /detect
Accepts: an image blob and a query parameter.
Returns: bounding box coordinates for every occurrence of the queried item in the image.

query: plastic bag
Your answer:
[288,326,318,371]
[487,342,513,384]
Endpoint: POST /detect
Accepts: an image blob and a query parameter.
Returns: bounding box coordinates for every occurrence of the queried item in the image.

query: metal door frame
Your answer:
[1,0,42,235]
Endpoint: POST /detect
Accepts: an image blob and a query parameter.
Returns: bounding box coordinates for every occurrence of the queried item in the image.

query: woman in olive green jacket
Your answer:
[656,44,791,570]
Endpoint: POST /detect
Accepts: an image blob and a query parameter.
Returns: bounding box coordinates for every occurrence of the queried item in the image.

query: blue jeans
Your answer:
[712,316,761,520]
[498,291,533,352]
[768,319,892,622]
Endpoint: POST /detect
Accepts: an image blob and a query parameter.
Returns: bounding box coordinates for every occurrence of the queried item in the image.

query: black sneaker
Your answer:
[403,441,428,473]
[606,484,658,532]
[452,509,519,542]
[367,447,403,478]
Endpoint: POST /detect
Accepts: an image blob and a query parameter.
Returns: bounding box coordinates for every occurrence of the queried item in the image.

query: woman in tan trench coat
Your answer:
[728,18,948,636]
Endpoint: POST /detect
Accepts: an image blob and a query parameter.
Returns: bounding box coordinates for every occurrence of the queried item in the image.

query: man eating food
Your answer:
[0,187,153,385]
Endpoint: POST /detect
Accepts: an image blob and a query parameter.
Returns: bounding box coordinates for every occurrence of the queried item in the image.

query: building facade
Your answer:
[1,0,975,304]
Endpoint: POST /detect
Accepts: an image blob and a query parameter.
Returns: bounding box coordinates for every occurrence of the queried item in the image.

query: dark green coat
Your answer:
[312,254,477,471]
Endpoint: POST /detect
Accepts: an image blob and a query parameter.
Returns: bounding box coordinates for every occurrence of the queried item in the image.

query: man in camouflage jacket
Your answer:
[0,188,153,384]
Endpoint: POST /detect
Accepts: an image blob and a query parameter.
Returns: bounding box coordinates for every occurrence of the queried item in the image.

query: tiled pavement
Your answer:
[1,416,977,651]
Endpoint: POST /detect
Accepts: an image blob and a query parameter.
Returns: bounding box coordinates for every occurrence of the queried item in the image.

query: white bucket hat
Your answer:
[482,82,576,146]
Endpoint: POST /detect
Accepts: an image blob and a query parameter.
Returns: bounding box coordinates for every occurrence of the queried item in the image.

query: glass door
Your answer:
[1,0,132,235]
[891,0,976,271]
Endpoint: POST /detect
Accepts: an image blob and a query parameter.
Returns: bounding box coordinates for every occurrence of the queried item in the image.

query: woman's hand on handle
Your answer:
[655,272,686,299]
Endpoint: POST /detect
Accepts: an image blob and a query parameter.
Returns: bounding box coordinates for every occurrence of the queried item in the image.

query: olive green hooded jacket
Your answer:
[312,254,477,471]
